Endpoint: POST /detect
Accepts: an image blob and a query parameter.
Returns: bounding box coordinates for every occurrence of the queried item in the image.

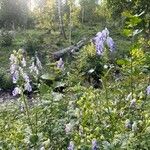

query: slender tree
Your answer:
[0,0,29,29]
[56,0,67,39]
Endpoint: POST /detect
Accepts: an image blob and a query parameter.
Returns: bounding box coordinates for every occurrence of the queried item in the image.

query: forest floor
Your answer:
[0,25,131,100]
[0,91,15,104]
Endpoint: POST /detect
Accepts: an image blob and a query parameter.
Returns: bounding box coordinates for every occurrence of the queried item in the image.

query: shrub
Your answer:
[68,44,104,88]
[23,36,43,56]
[0,30,13,47]
[0,68,13,91]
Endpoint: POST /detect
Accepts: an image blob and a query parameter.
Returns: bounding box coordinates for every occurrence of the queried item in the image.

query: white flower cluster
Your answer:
[57,58,64,70]
[29,56,42,76]
[146,85,150,95]
[9,50,42,96]
[65,122,73,134]
[67,141,74,150]
[29,62,39,75]
[125,119,138,132]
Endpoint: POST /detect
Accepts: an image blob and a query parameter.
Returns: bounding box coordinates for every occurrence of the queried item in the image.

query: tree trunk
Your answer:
[52,38,87,60]
[69,1,72,45]
[57,0,67,39]
[81,8,84,24]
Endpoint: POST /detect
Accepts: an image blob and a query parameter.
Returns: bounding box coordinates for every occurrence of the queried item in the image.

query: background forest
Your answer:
[0,0,150,149]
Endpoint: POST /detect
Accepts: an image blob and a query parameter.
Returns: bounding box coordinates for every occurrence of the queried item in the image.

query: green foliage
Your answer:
[0,31,13,47]
[0,1,150,149]
[23,36,43,56]
[107,0,150,33]
[79,0,98,23]
[0,0,30,29]
[75,44,104,87]
[0,67,13,90]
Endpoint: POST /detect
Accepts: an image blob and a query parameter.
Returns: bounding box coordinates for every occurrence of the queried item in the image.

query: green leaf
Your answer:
[54,81,66,89]
[29,134,38,144]
[123,29,133,37]
[116,59,128,65]
[41,73,55,81]
[127,17,142,27]
[39,83,51,94]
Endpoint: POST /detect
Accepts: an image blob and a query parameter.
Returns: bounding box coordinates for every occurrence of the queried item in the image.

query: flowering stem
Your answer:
[101,67,114,139]
[130,36,135,100]
[21,92,34,134]
[130,55,134,100]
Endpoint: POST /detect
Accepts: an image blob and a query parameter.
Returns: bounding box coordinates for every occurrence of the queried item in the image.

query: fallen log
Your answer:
[52,38,87,60]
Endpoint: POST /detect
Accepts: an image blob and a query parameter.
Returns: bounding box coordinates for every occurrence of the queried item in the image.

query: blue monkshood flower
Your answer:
[132,121,138,132]
[92,139,98,150]
[93,28,115,55]
[23,73,30,83]
[126,93,132,101]
[10,64,17,75]
[146,85,150,95]
[106,37,115,52]
[12,70,19,83]
[130,98,136,108]
[96,40,104,55]
[9,54,17,64]
[94,35,104,55]
[96,32,101,37]
[102,28,109,38]
[96,32,105,42]
[67,141,74,150]
[19,67,24,76]
[125,119,132,129]
[96,28,109,42]
[96,32,106,43]
[57,58,64,69]
[21,57,26,67]
[65,123,73,134]
[36,56,42,69]
[24,82,32,92]
[29,62,39,75]
[12,87,21,96]
[29,62,35,73]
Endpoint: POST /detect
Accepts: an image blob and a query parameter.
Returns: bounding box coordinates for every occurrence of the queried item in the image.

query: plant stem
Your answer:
[22,92,34,134]
[102,67,115,140]
[130,54,133,100]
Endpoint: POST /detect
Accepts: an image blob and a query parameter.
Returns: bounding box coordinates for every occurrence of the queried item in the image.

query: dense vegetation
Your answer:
[0,0,150,149]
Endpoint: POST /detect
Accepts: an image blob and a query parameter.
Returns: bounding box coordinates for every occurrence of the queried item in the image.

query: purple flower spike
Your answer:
[92,139,98,150]
[96,40,104,55]
[94,28,115,55]
[21,57,26,67]
[12,70,19,83]
[12,87,21,96]
[67,141,74,150]
[106,37,115,52]
[96,32,102,37]
[97,31,106,42]
[23,73,30,83]
[146,85,150,95]
[57,58,64,69]
[102,28,109,38]
[24,82,32,92]
[125,119,132,129]
[36,56,42,69]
